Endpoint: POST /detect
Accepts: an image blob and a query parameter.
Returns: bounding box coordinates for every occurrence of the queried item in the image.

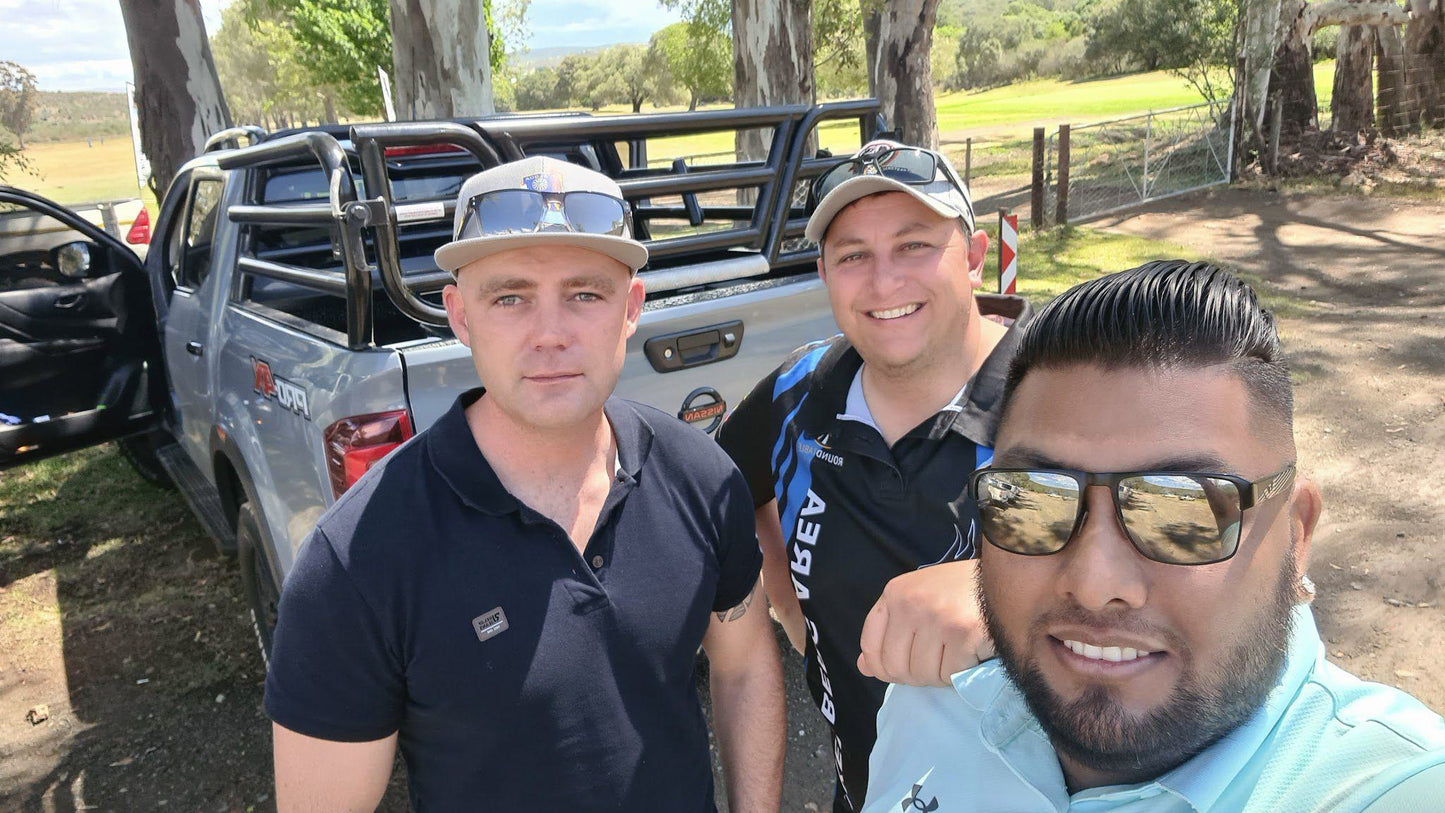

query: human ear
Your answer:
[442,282,472,349]
[967,229,989,290]
[1288,476,1324,596]
[623,275,645,338]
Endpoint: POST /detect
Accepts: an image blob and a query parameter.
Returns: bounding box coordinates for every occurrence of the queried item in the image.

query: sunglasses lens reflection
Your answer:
[1117,475,1241,564]
[976,471,1078,555]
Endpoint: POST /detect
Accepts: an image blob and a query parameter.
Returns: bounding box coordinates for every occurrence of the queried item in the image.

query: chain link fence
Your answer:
[1045,100,1235,224]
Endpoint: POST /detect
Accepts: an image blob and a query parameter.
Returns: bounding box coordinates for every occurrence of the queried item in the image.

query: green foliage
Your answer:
[214,2,334,126]
[0,61,39,149]
[0,140,32,183]
[652,21,732,110]
[1085,0,1236,100]
[283,0,392,116]
[815,0,870,99]
[948,1,1096,90]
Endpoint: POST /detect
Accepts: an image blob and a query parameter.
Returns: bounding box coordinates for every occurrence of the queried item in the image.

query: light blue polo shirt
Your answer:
[863,603,1445,812]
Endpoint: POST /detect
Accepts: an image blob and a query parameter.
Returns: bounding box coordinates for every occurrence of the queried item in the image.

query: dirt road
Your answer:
[2,186,1441,811]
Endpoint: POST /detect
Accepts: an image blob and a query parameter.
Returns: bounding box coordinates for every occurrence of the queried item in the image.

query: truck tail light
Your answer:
[323,410,414,498]
[126,208,151,245]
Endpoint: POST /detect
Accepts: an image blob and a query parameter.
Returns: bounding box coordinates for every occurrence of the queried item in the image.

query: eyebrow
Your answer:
[474,276,537,297]
[562,274,619,294]
[991,445,1233,473]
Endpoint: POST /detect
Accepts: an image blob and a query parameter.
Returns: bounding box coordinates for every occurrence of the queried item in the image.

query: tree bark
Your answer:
[732,0,815,163]
[872,0,941,150]
[1403,0,1445,127]
[118,0,232,197]
[1239,0,1284,145]
[864,3,882,99]
[1333,24,1376,133]
[1273,0,1318,135]
[1376,22,1406,134]
[387,0,494,119]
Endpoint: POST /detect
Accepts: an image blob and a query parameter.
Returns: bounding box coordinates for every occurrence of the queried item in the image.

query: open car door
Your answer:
[0,186,163,469]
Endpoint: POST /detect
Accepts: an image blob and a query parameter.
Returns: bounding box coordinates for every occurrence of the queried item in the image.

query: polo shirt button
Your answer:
[591,555,604,568]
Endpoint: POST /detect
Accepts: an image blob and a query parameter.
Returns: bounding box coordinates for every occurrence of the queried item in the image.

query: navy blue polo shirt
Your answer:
[265,388,762,811]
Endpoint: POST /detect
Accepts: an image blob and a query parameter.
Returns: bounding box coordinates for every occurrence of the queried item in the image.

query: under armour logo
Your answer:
[902,783,939,811]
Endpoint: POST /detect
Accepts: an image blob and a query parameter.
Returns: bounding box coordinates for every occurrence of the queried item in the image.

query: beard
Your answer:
[978,550,1299,784]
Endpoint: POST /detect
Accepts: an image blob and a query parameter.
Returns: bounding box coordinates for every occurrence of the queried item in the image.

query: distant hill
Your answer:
[513,44,638,70]
[13,91,131,145]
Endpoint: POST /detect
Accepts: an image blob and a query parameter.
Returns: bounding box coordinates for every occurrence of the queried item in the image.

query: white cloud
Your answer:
[0,0,231,91]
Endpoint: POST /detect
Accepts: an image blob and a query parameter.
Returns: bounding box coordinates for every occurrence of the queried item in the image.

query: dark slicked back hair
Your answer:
[1002,260,1294,443]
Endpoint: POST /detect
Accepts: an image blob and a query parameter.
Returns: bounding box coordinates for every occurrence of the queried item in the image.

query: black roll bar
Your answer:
[220,131,374,348]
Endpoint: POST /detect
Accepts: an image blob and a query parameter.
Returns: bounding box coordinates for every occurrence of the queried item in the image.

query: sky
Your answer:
[0,0,684,92]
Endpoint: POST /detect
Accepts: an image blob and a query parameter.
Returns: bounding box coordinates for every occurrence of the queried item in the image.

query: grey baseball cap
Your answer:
[805,140,976,245]
[434,155,648,275]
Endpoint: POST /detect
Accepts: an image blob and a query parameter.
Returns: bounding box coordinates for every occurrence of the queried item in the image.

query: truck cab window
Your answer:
[179,179,223,289]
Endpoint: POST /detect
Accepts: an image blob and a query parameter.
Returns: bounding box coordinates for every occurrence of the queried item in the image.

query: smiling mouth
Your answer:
[525,373,582,382]
[867,303,922,321]
[1060,639,1152,662]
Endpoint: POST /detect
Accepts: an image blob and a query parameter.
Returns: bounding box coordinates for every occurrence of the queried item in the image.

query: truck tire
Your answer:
[236,501,280,665]
[117,431,174,489]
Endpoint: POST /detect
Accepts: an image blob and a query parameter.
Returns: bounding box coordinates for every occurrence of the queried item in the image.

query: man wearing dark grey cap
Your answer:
[717,140,1031,811]
[265,156,784,811]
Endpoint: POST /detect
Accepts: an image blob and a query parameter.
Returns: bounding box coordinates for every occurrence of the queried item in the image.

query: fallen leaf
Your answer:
[1350,582,1364,590]
[1395,669,1416,678]
[1384,597,1407,607]
[25,705,49,725]
[1329,563,1343,570]
[108,757,133,767]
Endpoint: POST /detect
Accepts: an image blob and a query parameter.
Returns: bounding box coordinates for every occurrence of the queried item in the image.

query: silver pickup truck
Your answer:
[0,102,879,657]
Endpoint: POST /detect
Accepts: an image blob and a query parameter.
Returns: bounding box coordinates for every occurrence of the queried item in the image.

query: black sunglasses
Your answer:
[456,189,633,241]
[810,145,975,230]
[967,464,1296,565]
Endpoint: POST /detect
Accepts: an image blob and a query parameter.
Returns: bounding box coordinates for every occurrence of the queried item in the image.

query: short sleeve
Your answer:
[264,526,404,742]
[716,367,781,510]
[710,466,763,612]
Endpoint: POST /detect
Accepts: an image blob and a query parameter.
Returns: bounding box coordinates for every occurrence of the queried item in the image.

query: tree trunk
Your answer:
[689,91,698,112]
[118,0,232,197]
[732,0,815,163]
[387,0,494,119]
[1273,0,1317,135]
[872,0,941,150]
[1403,0,1445,127]
[1239,0,1284,146]
[864,4,882,99]
[1333,24,1376,133]
[1377,23,1406,134]
[323,93,339,124]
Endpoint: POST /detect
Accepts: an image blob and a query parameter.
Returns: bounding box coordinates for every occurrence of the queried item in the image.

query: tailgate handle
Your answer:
[644,320,743,373]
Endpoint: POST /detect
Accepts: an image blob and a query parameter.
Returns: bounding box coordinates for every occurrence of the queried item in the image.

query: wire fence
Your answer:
[1045,100,1234,225]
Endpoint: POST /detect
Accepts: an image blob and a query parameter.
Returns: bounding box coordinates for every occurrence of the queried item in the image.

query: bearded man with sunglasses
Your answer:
[863,260,1445,812]
[264,158,784,811]
[717,140,1032,811]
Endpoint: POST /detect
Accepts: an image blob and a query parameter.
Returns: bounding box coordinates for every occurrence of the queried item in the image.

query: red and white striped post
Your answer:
[998,209,1018,295]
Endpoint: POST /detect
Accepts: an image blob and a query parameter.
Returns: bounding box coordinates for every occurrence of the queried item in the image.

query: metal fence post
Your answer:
[964,137,973,188]
[1056,125,1070,227]
[1031,127,1046,229]
[1143,112,1153,199]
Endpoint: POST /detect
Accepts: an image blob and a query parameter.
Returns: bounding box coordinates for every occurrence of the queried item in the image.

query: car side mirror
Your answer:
[54,241,92,279]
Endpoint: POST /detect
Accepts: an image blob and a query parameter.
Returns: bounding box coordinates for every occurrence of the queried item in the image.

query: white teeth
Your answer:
[868,303,921,320]
[1062,639,1153,662]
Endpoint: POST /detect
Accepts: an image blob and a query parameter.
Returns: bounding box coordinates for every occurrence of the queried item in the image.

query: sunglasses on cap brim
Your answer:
[456,189,633,241]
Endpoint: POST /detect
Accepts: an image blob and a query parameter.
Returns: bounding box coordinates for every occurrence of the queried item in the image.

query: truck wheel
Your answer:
[236,502,279,664]
[117,431,174,489]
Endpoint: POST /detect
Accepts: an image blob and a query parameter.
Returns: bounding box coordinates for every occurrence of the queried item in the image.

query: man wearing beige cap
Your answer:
[717,140,1030,811]
[265,157,783,811]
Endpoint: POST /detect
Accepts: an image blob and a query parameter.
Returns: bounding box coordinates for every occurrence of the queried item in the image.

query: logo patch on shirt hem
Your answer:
[472,607,509,642]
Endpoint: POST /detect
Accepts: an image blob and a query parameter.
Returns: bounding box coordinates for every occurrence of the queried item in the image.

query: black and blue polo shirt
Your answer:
[716,294,1031,812]
[265,388,761,811]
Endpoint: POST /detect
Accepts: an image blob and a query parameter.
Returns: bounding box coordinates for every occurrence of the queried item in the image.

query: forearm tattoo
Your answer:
[715,588,755,623]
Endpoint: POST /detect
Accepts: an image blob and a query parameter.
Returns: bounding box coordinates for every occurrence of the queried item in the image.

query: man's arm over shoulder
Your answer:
[266,525,406,806]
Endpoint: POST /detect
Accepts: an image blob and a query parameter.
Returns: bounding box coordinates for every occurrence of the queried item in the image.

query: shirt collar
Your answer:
[958,602,1324,812]
[427,387,653,515]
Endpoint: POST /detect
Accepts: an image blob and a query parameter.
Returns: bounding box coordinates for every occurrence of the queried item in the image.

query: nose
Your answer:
[865,253,907,299]
[528,297,573,351]
[1055,485,1149,612]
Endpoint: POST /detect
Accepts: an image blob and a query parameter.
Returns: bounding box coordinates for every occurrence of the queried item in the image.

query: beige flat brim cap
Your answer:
[434,155,649,275]
[805,174,971,245]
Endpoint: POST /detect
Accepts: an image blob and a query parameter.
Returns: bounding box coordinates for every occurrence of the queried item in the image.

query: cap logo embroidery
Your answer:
[472,606,510,642]
[523,170,565,193]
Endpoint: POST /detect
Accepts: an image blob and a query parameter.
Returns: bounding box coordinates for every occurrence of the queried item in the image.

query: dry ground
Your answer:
[1,186,1441,811]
